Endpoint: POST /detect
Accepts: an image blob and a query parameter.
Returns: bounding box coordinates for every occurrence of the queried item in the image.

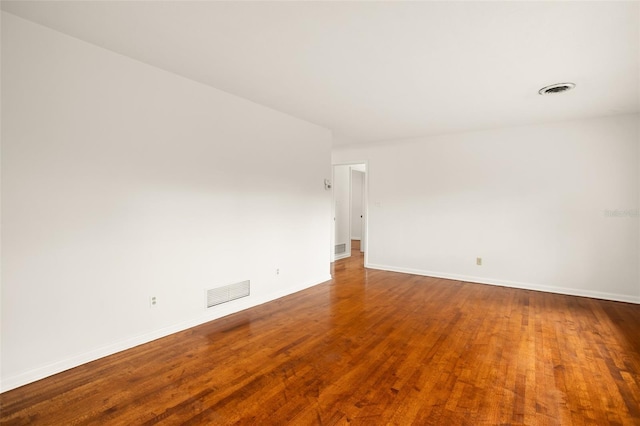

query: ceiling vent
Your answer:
[538,82,576,95]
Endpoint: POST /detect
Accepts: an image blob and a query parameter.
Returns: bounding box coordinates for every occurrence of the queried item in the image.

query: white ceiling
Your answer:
[2,1,639,146]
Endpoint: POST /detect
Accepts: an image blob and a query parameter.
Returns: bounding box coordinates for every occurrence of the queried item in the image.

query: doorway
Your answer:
[350,167,365,254]
[331,162,367,264]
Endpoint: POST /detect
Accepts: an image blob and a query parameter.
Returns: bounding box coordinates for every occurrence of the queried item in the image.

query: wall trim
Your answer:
[0,274,332,393]
[366,263,640,305]
[334,252,351,261]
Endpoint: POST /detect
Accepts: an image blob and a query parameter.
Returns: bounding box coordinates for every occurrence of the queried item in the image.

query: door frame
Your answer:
[330,161,369,266]
[350,167,366,252]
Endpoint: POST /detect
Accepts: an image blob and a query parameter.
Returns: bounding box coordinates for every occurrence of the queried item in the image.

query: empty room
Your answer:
[1,1,639,425]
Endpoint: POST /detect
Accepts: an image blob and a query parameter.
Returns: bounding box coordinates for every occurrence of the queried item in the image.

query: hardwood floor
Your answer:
[2,249,640,425]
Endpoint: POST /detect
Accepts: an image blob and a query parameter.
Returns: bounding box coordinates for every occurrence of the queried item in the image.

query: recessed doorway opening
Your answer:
[331,162,368,267]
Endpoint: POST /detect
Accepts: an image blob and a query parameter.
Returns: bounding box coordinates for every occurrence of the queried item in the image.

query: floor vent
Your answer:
[335,243,346,254]
[207,280,250,308]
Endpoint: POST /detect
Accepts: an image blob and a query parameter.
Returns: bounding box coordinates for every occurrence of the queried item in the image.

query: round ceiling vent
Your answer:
[538,82,576,95]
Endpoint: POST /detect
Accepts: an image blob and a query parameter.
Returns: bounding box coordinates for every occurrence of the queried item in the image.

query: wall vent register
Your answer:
[207,280,250,308]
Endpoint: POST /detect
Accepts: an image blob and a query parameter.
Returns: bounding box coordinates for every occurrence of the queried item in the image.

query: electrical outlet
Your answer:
[150,296,157,308]
[276,268,280,275]
[476,257,482,266]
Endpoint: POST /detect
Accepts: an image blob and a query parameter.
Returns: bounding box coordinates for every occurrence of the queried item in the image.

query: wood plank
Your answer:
[2,251,639,425]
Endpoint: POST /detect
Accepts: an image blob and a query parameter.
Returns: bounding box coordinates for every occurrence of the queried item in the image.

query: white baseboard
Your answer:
[365,263,640,304]
[334,252,351,261]
[0,274,332,393]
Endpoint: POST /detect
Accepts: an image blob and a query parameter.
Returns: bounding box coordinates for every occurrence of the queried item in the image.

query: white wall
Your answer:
[334,114,640,303]
[333,165,351,259]
[1,13,332,391]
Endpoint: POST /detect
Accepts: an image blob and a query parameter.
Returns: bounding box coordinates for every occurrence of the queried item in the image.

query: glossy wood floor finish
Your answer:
[2,245,640,425]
